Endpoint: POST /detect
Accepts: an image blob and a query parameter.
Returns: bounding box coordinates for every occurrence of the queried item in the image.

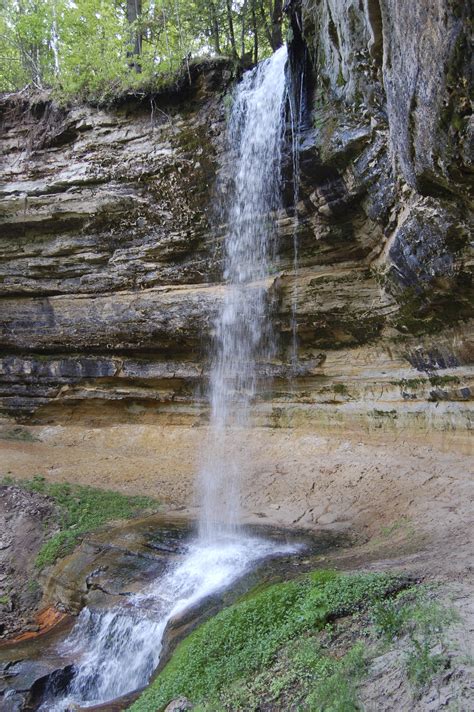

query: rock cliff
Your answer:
[0,3,471,481]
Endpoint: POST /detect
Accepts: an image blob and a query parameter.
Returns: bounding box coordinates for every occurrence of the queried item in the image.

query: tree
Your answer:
[0,0,288,96]
[127,0,143,70]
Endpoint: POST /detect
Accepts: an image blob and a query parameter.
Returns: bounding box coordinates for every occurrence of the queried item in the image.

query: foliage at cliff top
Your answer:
[1,474,158,567]
[0,0,285,100]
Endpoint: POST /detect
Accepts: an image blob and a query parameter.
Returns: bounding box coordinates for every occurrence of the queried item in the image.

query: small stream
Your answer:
[40,534,298,710]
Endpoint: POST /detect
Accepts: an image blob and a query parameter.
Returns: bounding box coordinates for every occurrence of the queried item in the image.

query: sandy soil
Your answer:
[1,419,472,582]
[0,416,472,710]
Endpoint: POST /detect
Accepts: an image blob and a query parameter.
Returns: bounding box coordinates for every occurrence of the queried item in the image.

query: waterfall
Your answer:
[39,47,293,711]
[199,44,288,539]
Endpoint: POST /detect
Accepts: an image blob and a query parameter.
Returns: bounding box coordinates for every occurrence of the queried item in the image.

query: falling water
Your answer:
[38,47,293,710]
[199,44,288,539]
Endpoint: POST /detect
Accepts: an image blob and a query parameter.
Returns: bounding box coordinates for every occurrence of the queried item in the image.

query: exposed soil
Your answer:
[1,419,471,584]
[0,486,59,641]
[0,418,472,710]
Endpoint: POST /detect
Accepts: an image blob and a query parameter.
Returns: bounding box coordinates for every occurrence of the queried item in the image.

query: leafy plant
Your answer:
[371,587,458,692]
[371,598,407,640]
[130,571,402,711]
[406,637,448,689]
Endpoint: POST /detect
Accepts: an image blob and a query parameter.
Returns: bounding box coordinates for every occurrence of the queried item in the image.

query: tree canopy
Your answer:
[0,0,286,99]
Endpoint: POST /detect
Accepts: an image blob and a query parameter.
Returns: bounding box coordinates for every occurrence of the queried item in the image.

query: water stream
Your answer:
[39,46,294,710]
[199,44,288,540]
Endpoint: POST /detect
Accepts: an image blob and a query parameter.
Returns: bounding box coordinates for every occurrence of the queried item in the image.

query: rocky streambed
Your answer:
[0,493,345,711]
[0,485,472,712]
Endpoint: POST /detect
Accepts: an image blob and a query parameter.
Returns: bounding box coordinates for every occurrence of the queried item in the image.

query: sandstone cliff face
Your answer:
[0,5,472,435]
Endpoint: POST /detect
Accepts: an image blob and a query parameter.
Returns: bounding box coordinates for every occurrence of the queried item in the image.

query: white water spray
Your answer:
[40,47,292,710]
[200,45,288,539]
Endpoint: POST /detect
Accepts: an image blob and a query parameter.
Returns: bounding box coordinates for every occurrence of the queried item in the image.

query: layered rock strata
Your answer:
[0,5,472,435]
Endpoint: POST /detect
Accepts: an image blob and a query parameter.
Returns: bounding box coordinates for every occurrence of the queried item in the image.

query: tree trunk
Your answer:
[270,0,283,50]
[225,0,238,59]
[127,0,142,71]
[240,0,248,60]
[208,0,221,55]
[251,0,258,63]
[258,0,273,48]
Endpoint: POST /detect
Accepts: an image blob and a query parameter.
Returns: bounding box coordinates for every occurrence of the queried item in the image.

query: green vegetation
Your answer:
[372,587,458,691]
[129,571,459,711]
[1,475,157,567]
[333,383,349,396]
[370,409,398,419]
[406,639,447,689]
[130,570,404,711]
[197,639,367,711]
[0,0,286,100]
[0,426,39,442]
[379,516,411,538]
[428,374,460,387]
[391,377,427,389]
[336,66,345,87]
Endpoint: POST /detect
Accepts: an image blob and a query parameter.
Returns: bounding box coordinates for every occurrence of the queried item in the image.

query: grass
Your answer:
[1,475,158,568]
[130,570,404,712]
[130,572,459,711]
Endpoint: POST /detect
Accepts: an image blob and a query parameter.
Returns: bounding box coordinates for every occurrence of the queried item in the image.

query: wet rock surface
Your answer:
[0,512,343,711]
[41,516,191,613]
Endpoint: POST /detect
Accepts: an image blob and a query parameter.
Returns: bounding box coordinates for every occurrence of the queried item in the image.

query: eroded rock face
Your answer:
[0,11,472,430]
[0,486,57,640]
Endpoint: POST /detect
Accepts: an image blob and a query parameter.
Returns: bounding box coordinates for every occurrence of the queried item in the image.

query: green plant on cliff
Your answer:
[1,475,157,567]
[130,570,405,711]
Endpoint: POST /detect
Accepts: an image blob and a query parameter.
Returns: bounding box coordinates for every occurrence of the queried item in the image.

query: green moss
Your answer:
[0,594,10,606]
[390,378,427,389]
[1,475,158,568]
[130,571,403,712]
[428,374,460,387]
[380,517,411,538]
[393,281,473,337]
[0,427,39,442]
[333,383,349,395]
[370,409,398,419]
[336,67,346,87]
